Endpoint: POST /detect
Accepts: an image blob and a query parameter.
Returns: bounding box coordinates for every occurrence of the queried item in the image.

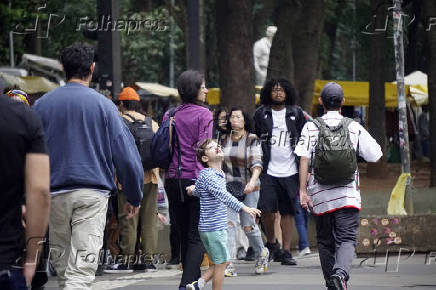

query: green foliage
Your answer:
[120,6,185,85]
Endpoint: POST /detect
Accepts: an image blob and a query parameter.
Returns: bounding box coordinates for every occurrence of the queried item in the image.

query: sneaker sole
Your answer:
[103,269,134,274]
[331,275,346,290]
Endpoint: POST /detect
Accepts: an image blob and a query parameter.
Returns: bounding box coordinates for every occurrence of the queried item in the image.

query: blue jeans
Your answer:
[227,191,264,259]
[295,197,310,251]
[0,269,27,290]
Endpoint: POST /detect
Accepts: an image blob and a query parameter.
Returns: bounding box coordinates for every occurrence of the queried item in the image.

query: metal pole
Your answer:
[9,31,15,68]
[8,0,14,68]
[169,0,175,87]
[393,0,413,214]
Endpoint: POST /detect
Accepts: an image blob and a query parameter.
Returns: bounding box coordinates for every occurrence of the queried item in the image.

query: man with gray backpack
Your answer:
[295,82,382,290]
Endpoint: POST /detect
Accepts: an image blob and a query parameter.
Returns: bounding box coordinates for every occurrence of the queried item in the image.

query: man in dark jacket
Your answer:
[253,78,306,266]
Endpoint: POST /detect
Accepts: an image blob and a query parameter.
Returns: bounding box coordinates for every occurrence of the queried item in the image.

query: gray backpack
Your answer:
[312,117,357,185]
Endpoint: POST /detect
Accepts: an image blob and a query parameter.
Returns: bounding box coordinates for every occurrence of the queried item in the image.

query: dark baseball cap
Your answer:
[321,82,344,109]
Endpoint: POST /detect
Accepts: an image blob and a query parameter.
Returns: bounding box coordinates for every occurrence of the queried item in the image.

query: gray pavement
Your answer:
[44,253,436,289]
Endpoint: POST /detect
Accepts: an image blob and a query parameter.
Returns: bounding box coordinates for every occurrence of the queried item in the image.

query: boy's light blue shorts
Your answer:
[199,230,229,264]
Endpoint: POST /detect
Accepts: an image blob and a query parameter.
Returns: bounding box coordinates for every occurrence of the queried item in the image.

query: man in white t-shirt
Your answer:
[254,78,307,266]
[295,82,382,290]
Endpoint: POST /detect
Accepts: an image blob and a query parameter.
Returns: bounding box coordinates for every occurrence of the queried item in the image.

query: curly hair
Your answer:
[60,43,95,81]
[260,78,297,106]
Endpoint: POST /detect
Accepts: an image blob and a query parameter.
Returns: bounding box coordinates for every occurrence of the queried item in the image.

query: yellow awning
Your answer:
[206,88,260,105]
[134,82,179,97]
[313,80,411,107]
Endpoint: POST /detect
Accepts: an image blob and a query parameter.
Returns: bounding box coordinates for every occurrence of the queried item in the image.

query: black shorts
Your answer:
[258,173,299,215]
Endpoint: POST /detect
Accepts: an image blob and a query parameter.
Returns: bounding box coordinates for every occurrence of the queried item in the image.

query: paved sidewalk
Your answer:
[44,253,436,289]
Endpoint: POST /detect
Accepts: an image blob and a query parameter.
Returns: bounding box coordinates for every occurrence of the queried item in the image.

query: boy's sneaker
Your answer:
[254,247,270,274]
[103,263,134,274]
[330,273,347,290]
[224,263,237,277]
[281,250,297,266]
[244,247,255,261]
[297,247,311,258]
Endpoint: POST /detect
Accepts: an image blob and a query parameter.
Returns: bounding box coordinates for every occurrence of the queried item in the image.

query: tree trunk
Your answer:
[292,0,325,111]
[425,0,436,186]
[266,0,302,84]
[367,0,388,178]
[216,0,255,115]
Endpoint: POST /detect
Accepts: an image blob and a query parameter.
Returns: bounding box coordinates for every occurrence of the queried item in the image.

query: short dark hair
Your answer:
[176,70,204,103]
[60,43,95,81]
[121,100,140,112]
[227,107,253,134]
[197,138,214,168]
[260,78,296,106]
[321,97,342,110]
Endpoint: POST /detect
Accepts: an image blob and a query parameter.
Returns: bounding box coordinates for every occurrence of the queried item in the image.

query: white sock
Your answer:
[198,278,206,288]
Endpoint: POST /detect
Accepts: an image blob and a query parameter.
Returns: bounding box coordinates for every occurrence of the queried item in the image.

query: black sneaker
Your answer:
[103,263,134,274]
[265,241,281,262]
[145,264,158,272]
[281,250,297,266]
[330,273,347,290]
[133,263,147,271]
[244,247,255,261]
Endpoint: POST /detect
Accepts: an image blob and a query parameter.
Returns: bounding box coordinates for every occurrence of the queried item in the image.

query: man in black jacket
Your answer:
[253,78,306,265]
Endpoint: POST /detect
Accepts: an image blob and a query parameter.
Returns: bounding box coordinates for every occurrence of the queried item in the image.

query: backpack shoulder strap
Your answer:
[313,117,328,135]
[145,116,152,126]
[340,117,353,128]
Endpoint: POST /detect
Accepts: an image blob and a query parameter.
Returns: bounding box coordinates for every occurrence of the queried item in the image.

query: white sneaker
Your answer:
[224,263,237,277]
[255,247,269,275]
[297,247,311,258]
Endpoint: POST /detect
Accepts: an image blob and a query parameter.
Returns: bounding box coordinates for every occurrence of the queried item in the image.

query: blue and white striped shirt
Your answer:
[194,168,244,232]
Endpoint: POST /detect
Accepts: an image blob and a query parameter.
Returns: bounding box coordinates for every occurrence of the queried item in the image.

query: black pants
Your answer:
[170,222,181,262]
[165,178,205,288]
[315,208,360,286]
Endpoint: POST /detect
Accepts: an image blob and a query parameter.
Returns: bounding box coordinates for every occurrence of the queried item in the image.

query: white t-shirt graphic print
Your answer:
[267,108,298,177]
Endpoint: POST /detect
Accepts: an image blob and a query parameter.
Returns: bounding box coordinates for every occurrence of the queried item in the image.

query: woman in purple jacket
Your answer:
[163,70,213,289]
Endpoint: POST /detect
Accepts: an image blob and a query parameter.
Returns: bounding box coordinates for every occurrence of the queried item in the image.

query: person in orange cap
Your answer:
[105,87,161,273]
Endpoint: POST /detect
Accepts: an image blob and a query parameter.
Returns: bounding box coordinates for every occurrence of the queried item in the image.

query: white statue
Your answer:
[253,26,277,86]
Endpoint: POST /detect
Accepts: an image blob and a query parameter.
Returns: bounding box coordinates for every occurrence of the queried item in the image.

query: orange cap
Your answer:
[118,87,140,101]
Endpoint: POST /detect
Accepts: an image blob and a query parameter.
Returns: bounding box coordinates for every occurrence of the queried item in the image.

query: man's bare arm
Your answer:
[24,153,50,286]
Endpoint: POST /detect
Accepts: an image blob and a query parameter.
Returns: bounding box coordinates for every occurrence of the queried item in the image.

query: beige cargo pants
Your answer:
[49,189,108,290]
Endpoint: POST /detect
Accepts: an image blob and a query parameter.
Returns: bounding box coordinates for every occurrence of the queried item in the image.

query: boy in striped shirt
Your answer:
[186,139,261,290]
